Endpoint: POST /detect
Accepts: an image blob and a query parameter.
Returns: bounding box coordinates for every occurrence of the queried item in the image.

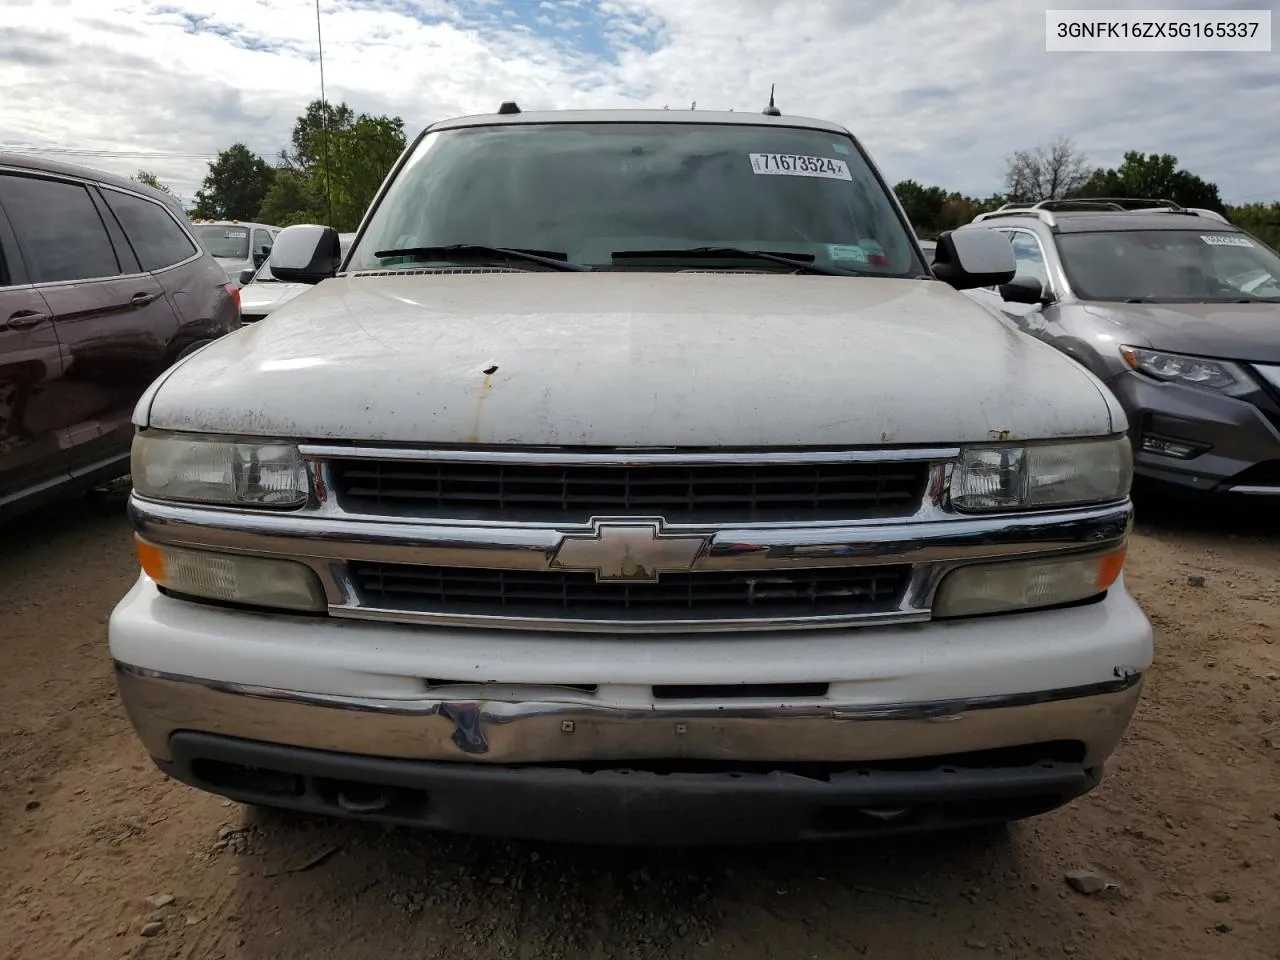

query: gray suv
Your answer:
[961,200,1280,496]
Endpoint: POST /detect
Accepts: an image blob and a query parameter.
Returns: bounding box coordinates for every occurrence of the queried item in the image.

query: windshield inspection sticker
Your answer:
[827,244,868,263]
[1201,234,1253,247]
[749,153,852,180]
[224,230,248,238]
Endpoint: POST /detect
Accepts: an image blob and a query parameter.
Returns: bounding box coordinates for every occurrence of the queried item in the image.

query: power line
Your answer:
[1,145,220,160]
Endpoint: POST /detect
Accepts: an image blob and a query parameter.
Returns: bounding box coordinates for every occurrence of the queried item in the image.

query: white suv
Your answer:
[111,106,1151,844]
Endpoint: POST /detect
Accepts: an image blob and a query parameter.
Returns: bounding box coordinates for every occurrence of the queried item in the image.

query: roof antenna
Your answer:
[762,84,781,117]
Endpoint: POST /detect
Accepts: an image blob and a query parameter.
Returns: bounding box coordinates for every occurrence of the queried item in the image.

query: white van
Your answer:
[188,219,282,287]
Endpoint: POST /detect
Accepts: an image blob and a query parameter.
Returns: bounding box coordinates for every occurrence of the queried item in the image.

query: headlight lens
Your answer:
[1120,346,1247,392]
[933,547,1126,618]
[132,432,307,507]
[135,537,326,612]
[950,437,1132,512]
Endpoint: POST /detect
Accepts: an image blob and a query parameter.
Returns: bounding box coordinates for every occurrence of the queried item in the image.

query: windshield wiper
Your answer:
[372,244,589,272]
[611,247,860,277]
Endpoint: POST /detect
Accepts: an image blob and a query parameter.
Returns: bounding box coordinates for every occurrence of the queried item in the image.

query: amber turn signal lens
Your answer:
[1096,547,1127,590]
[134,535,167,581]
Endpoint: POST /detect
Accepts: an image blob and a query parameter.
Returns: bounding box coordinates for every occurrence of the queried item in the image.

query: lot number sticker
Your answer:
[1201,234,1252,247]
[827,244,868,263]
[749,153,852,181]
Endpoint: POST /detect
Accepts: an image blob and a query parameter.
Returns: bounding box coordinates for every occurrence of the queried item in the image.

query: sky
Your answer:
[0,0,1276,206]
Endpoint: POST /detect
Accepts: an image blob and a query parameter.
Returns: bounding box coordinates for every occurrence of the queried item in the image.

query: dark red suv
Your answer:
[0,154,240,520]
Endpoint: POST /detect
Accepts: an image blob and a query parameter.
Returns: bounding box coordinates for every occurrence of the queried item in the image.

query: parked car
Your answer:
[963,199,1280,495]
[237,233,356,323]
[111,105,1151,845]
[188,219,282,288]
[0,153,240,521]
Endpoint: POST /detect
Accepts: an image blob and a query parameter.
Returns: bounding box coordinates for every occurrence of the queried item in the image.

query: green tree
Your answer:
[324,114,406,230]
[191,144,276,220]
[282,100,356,172]
[1080,152,1223,211]
[132,169,175,197]
[1225,202,1280,250]
[893,180,949,235]
[894,183,1007,236]
[257,168,324,227]
[274,100,406,231]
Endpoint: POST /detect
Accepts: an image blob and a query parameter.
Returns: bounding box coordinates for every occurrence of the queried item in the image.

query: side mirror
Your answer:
[931,229,1016,290]
[999,275,1050,305]
[269,224,341,285]
[238,267,257,286]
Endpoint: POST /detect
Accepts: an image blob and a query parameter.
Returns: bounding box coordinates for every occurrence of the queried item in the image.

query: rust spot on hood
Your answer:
[466,370,496,443]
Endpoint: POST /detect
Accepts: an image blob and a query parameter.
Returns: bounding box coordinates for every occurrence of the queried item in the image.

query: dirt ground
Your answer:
[1,487,1277,960]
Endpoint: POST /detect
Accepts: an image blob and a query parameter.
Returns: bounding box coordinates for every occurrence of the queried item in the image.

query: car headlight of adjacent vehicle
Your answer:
[1119,346,1251,394]
[949,437,1132,512]
[131,432,308,507]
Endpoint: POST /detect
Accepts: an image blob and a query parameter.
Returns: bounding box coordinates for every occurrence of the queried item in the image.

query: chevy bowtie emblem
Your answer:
[550,520,710,582]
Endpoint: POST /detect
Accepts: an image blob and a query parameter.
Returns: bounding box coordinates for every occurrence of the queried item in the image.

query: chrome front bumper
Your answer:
[115,661,1144,769]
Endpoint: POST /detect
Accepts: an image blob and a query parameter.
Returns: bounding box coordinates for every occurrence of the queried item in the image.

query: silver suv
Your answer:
[962,200,1280,496]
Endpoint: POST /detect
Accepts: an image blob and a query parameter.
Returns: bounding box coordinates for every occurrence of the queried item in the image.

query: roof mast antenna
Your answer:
[762,84,781,117]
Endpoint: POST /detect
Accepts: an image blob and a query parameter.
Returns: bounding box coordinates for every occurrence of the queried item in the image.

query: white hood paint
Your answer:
[238,282,311,316]
[144,272,1116,446]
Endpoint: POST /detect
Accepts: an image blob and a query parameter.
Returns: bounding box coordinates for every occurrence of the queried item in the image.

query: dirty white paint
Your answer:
[143,272,1116,446]
[237,281,312,317]
[110,574,1152,769]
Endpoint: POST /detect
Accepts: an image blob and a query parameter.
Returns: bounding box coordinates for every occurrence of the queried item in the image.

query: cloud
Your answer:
[0,0,1273,204]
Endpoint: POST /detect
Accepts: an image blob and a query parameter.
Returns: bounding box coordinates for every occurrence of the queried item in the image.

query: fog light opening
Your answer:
[1140,433,1209,460]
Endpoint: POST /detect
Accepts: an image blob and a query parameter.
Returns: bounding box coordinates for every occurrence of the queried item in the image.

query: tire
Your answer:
[175,340,212,362]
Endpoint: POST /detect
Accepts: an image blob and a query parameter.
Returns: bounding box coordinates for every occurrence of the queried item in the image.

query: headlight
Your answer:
[933,547,1126,618]
[1120,346,1249,392]
[950,437,1132,512]
[135,537,326,612]
[132,432,308,507]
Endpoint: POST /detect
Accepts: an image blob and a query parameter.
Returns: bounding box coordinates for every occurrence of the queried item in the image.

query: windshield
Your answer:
[192,224,250,260]
[349,122,921,275]
[1057,229,1280,302]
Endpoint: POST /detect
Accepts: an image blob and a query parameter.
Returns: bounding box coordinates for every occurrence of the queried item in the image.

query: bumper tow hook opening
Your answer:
[336,785,391,814]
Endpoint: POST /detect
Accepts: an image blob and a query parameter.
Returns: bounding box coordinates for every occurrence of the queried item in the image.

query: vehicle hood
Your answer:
[143,273,1117,446]
[1081,301,1280,364]
[239,282,310,315]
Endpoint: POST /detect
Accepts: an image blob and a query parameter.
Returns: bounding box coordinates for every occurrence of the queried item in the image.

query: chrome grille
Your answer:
[330,459,930,522]
[350,562,911,622]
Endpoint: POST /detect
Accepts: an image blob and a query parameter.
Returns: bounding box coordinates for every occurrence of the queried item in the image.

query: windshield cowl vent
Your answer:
[348,267,525,278]
[675,269,774,274]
